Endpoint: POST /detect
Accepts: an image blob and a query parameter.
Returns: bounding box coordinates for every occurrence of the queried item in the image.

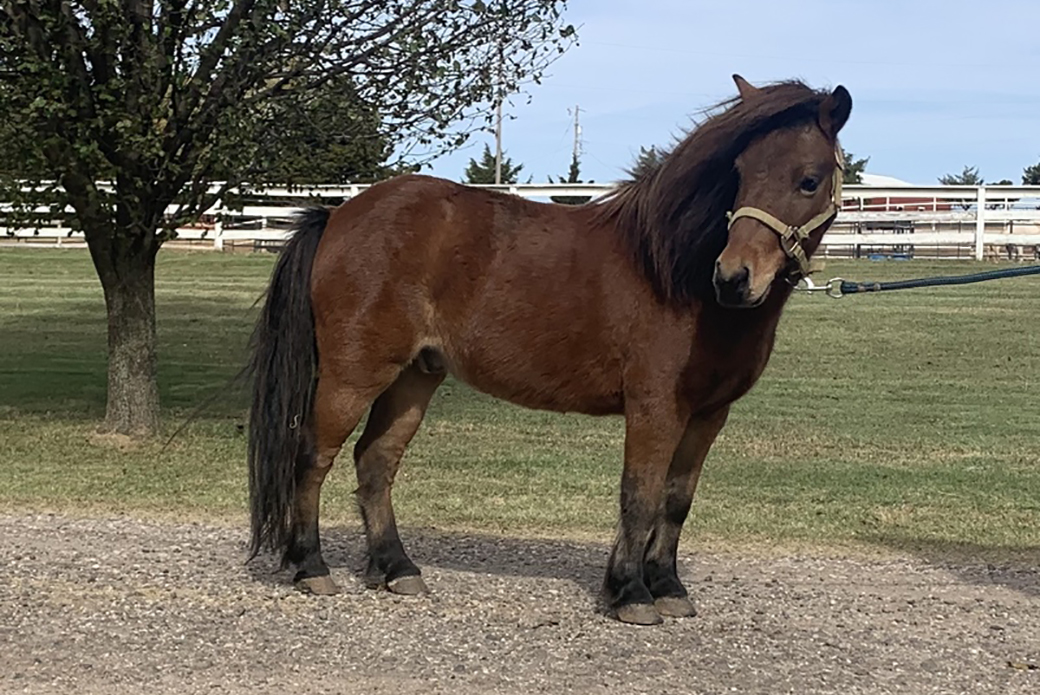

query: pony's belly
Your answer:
[442,348,624,416]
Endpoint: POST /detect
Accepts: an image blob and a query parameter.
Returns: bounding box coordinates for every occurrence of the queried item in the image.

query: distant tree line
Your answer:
[939,163,1040,185]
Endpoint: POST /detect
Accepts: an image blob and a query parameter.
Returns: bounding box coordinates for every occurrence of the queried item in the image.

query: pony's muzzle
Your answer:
[713,261,756,308]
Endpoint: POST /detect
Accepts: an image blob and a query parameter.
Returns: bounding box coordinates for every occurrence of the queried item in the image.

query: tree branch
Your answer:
[175,0,258,125]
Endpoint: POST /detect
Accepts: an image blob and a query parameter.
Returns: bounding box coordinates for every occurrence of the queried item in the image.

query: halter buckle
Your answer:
[789,225,811,242]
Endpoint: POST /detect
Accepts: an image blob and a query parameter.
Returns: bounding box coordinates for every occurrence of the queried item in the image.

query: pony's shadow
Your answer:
[246,525,612,599]
[243,528,1040,602]
[862,534,1040,598]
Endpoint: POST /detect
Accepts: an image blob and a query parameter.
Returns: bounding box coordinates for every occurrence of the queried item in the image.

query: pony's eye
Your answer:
[800,176,820,194]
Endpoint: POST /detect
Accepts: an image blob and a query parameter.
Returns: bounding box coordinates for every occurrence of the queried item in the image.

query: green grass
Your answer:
[1,248,1038,561]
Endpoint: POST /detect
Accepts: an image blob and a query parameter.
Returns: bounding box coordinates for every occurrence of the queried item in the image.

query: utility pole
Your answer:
[494,41,504,185]
[570,104,583,161]
[494,97,503,185]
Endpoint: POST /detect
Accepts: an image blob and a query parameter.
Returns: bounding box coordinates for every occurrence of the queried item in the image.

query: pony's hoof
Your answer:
[615,603,663,625]
[295,575,340,596]
[654,596,697,618]
[387,575,428,595]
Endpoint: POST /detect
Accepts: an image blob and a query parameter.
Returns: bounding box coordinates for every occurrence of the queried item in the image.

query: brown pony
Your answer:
[247,75,852,625]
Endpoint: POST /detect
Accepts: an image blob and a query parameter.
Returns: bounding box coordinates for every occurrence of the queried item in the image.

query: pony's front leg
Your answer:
[605,399,688,625]
[643,406,730,618]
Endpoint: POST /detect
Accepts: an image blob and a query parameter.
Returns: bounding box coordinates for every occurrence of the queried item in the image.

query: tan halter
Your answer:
[726,148,845,278]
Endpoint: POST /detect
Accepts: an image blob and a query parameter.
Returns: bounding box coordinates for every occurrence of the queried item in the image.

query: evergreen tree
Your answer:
[627,145,665,180]
[840,146,869,184]
[463,144,525,184]
[1023,161,1040,185]
[549,153,592,204]
[939,166,984,185]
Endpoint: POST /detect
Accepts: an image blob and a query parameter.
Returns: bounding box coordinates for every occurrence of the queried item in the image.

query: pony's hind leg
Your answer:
[288,366,398,595]
[643,406,729,617]
[354,362,444,594]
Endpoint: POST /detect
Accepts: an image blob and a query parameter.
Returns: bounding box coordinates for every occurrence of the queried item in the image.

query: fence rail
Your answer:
[4,182,1040,260]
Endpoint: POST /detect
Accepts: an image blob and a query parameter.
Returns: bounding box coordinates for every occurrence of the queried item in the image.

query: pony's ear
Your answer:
[818,85,852,140]
[732,74,760,101]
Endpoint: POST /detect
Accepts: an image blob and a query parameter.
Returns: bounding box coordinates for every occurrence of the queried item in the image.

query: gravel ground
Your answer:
[0,513,1037,694]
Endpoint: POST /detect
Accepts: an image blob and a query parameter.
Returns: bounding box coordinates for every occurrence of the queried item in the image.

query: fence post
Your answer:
[212,196,224,251]
[974,186,986,261]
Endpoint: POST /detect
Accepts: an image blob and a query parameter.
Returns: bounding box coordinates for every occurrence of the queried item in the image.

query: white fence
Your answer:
[4,182,1040,261]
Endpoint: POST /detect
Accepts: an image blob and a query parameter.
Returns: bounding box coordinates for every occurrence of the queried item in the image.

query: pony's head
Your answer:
[597,75,852,309]
[713,75,851,308]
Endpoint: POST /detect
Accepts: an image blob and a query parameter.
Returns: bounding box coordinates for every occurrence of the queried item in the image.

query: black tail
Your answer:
[247,207,330,560]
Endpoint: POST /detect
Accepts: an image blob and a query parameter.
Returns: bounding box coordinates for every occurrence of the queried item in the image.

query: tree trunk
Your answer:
[92,242,161,437]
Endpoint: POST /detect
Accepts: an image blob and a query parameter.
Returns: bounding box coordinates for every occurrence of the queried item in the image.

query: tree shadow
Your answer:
[0,295,254,419]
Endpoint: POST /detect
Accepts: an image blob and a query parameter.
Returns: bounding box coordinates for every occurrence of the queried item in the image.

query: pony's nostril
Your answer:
[716,264,750,288]
[714,264,753,307]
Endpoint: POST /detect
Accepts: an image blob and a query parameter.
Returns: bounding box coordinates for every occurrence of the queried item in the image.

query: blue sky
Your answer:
[424,0,1040,186]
